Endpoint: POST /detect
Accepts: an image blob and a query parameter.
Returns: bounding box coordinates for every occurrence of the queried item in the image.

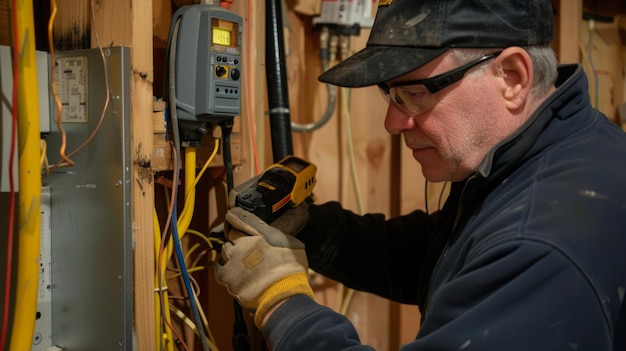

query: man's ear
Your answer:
[494,47,533,111]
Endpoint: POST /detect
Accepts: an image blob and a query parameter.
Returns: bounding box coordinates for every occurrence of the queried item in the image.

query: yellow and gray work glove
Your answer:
[215,207,314,329]
[269,200,311,236]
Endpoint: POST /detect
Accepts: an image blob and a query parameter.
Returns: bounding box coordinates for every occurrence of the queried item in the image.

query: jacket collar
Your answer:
[475,64,590,181]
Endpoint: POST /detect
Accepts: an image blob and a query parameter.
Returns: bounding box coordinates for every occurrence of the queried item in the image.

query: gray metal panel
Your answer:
[0,45,51,137]
[43,46,133,351]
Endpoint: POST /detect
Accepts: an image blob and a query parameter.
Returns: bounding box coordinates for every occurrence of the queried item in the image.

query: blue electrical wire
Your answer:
[170,198,211,351]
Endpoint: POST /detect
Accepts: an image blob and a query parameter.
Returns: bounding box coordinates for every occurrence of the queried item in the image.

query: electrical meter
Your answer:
[168,5,243,122]
[233,156,317,223]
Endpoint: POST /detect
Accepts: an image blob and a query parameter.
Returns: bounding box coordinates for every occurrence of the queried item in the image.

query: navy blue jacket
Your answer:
[264,65,626,350]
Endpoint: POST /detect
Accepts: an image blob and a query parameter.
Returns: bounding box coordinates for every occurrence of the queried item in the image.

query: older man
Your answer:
[216,0,626,350]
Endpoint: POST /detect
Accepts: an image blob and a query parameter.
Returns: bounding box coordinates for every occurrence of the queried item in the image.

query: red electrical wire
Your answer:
[1,1,20,349]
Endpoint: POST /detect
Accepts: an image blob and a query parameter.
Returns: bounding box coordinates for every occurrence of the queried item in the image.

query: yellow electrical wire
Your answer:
[337,63,359,316]
[184,243,204,266]
[177,138,220,235]
[175,143,220,349]
[183,229,221,265]
[176,147,198,236]
[192,293,218,351]
[339,286,356,316]
[163,139,219,267]
[168,265,207,278]
[154,142,180,351]
[169,304,220,351]
[155,138,220,350]
[40,139,50,175]
[154,209,175,351]
[9,0,43,349]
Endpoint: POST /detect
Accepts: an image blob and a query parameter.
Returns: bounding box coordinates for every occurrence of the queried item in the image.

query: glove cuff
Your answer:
[254,272,314,329]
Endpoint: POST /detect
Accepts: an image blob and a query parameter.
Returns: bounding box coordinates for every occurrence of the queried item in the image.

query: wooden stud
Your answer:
[558,0,583,63]
[90,1,156,350]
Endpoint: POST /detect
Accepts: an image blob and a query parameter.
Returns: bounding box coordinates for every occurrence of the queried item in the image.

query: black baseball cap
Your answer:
[318,0,554,87]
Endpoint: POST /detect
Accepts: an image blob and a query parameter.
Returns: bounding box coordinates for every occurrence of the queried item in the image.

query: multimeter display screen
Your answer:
[213,28,231,46]
[211,18,237,47]
[281,157,309,173]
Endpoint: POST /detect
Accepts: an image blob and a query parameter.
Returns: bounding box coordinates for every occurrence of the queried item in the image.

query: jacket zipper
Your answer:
[422,175,475,318]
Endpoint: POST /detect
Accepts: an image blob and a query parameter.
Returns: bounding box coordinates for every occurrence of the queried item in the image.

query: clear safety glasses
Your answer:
[378,51,502,117]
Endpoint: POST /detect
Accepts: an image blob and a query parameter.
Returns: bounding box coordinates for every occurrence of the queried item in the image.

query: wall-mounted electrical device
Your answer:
[313,0,375,35]
[43,46,133,351]
[1,45,51,197]
[0,45,50,348]
[168,4,243,123]
[0,45,51,134]
[32,187,53,351]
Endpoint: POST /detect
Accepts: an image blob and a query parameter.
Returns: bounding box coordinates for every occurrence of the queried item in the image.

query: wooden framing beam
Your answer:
[558,0,583,63]
[90,1,156,350]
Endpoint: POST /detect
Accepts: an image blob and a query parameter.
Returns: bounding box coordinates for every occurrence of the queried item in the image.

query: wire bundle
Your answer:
[154,141,222,351]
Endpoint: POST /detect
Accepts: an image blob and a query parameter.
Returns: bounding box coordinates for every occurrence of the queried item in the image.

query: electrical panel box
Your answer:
[313,0,375,32]
[43,46,133,351]
[0,45,52,134]
[32,187,53,351]
[1,45,51,197]
[168,5,243,122]
[1,48,51,329]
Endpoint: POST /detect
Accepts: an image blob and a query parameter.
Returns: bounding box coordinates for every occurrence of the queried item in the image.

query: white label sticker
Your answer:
[56,56,89,123]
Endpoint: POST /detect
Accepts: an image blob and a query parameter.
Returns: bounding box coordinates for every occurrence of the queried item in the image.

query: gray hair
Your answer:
[450,45,558,99]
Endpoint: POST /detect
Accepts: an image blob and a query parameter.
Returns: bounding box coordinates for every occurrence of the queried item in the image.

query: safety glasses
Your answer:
[378,51,501,116]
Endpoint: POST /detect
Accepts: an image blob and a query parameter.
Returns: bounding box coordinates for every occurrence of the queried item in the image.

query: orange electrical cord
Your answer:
[48,0,111,173]
[47,0,74,170]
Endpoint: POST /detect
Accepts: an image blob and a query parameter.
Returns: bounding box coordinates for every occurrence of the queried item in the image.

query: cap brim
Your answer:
[318,45,448,87]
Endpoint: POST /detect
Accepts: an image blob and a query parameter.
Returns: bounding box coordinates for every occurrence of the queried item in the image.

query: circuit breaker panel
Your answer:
[42,46,133,351]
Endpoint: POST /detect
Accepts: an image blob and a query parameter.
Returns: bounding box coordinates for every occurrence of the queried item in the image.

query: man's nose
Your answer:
[384,103,415,135]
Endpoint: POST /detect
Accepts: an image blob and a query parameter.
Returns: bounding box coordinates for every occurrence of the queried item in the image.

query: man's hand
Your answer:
[269,200,311,236]
[215,207,314,329]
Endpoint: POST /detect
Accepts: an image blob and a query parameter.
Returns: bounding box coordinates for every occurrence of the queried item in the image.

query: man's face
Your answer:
[383,52,509,182]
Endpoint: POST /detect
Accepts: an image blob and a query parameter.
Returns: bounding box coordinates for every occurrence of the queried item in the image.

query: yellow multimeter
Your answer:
[233,156,316,223]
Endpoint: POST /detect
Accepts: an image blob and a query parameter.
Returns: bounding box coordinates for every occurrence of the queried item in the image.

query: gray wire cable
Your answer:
[291,27,337,133]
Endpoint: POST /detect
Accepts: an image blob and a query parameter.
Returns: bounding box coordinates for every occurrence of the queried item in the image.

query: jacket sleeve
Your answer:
[264,241,610,351]
[263,295,376,351]
[296,201,435,304]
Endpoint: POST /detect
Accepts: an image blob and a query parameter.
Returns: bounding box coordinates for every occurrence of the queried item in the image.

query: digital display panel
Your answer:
[213,28,231,46]
[281,157,308,173]
[211,18,237,47]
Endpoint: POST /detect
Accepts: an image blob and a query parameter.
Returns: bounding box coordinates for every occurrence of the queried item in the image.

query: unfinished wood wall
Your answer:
[0,0,624,350]
[285,0,626,348]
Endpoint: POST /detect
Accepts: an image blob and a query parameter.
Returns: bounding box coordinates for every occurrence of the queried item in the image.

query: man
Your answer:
[216,0,626,349]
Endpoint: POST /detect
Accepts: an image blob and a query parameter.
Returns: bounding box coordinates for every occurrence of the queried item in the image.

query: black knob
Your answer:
[230,68,240,81]
[215,65,227,78]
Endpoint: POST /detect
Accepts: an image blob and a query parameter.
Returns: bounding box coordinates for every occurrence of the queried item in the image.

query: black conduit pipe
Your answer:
[266,0,293,162]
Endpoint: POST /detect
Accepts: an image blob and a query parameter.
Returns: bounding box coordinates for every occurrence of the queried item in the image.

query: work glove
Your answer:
[269,200,311,236]
[215,207,314,329]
